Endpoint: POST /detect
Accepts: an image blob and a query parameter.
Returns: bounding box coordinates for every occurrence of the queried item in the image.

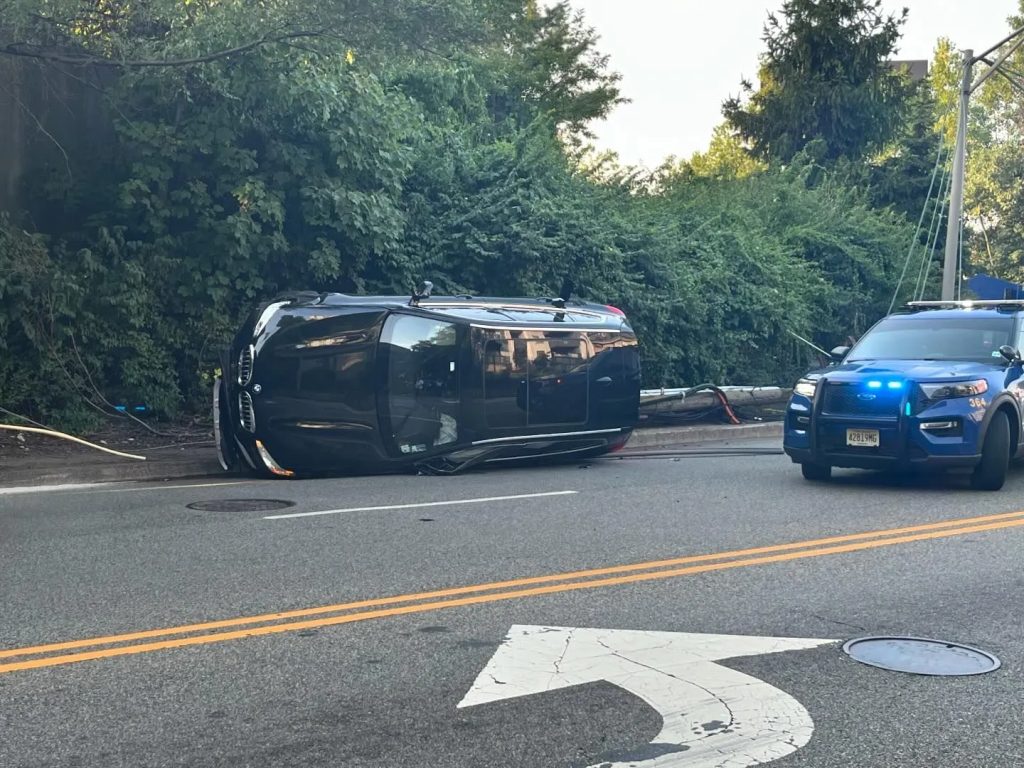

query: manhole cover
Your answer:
[186,499,296,512]
[843,636,1001,676]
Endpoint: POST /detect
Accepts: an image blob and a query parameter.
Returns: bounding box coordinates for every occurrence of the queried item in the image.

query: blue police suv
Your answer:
[784,301,1024,491]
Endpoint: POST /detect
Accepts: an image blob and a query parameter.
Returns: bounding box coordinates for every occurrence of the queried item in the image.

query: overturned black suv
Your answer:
[215,286,641,477]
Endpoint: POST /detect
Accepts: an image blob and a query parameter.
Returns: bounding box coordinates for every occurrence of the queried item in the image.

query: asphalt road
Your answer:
[2,438,1024,767]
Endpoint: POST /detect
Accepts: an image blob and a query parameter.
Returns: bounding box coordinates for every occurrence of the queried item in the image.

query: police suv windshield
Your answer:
[847,315,1014,364]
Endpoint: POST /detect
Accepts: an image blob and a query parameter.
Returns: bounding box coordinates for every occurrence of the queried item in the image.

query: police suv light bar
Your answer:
[907,300,1024,309]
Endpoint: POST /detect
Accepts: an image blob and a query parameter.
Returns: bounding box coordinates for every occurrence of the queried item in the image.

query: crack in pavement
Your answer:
[553,628,575,676]
[594,636,739,734]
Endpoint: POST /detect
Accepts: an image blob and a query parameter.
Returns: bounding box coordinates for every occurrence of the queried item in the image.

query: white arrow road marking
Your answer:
[458,625,836,768]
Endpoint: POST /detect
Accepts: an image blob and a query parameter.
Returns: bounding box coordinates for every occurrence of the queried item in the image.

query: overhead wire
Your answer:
[914,164,953,301]
[888,143,947,314]
[987,66,1024,97]
[957,213,966,301]
[912,161,950,300]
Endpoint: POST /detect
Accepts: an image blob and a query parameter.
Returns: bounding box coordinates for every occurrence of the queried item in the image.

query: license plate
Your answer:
[846,428,880,448]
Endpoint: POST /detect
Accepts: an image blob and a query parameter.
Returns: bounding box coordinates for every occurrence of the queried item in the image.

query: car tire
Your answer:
[801,462,832,482]
[971,411,1010,491]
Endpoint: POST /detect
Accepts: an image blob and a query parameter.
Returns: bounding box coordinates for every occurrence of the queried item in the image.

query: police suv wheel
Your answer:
[801,462,832,482]
[971,411,1010,491]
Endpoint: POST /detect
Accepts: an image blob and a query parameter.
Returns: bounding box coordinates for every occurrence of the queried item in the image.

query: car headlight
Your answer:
[794,378,817,398]
[919,379,989,399]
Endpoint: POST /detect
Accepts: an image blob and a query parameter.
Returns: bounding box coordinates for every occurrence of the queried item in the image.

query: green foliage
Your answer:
[1,0,504,67]
[503,2,625,141]
[964,90,1024,281]
[674,124,766,181]
[645,157,910,384]
[0,0,922,424]
[0,215,180,429]
[866,83,946,222]
[930,38,961,145]
[0,218,56,416]
[723,0,912,164]
[941,5,1024,285]
[393,119,912,387]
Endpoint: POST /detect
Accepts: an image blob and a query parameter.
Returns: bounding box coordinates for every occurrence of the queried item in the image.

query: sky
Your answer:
[564,0,1021,167]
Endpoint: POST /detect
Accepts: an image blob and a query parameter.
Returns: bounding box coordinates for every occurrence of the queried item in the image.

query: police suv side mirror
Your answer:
[998,345,1020,363]
[829,346,850,363]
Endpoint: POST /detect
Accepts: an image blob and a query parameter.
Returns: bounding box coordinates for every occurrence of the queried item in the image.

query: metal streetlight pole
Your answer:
[940,51,971,301]
[940,25,1024,300]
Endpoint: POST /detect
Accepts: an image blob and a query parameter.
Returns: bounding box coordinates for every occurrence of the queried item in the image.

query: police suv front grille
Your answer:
[238,345,254,387]
[821,382,901,417]
[238,391,255,433]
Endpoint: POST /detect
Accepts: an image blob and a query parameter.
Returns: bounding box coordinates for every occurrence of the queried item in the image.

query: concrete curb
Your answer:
[0,453,224,489]
[0,422,782,489]
[627,421,782,449]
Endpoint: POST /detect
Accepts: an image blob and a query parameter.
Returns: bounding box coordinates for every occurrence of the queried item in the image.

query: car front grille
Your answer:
[821,382,901,417]
[238,344,254,387]
[238,391,255,433]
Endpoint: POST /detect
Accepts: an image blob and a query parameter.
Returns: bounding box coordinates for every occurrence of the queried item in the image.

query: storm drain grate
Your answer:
[843,636,1001,676]
[187,499,296,512]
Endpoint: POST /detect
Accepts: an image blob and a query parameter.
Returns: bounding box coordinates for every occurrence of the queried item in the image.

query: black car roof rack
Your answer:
[416,300,607,318]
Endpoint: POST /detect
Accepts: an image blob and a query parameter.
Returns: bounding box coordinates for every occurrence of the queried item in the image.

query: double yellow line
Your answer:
[4,508,1024,675]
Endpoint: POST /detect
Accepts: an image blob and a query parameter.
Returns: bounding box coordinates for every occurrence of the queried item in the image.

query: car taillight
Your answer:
[606,305,626,317]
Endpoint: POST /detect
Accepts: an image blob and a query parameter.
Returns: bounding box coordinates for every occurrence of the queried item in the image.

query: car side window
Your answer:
[380,314,459,454]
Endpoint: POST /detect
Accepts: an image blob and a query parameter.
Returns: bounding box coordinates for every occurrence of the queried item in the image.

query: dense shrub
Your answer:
[0,0,918,424]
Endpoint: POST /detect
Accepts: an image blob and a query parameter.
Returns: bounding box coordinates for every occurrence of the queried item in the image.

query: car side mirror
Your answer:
[998,345,1020,363]
[829,346,850,363]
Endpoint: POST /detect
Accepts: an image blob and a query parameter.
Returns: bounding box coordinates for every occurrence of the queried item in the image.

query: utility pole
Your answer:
[939,25,1024,300]
[940,51,971,301]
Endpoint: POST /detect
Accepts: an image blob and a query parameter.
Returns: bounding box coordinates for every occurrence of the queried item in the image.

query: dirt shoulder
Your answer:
[0,417,222,487]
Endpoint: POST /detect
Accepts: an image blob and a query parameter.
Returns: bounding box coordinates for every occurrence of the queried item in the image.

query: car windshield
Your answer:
[847,316,1014,363]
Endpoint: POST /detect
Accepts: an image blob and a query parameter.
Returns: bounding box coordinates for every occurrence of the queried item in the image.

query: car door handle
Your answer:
[596,376,613,385]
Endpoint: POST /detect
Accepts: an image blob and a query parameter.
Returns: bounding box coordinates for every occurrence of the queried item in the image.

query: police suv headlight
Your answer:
[794,378,817,398]
[919,379,989,399]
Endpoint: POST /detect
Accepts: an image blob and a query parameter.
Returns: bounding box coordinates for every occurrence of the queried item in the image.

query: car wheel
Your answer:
[801,462,832,482]
[971,411,1010,491]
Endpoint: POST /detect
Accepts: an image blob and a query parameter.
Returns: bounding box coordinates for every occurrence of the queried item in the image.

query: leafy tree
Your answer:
[1,0,499,417]
[482,1,624,142]
[723,0,912,163]
[867,82,945,221]
[930,38,962,145]
[675,124,766,181]
[963,5,1024,283]
[0,0,922,424]
[0,0,501,68]
[928,7,1024,284]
